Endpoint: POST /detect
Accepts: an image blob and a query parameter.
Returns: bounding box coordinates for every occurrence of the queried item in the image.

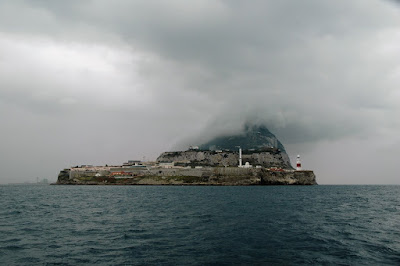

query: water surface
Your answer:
[1,185,399,265]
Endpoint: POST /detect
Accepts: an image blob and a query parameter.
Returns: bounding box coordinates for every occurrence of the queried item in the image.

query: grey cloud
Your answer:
[0,0,400,183]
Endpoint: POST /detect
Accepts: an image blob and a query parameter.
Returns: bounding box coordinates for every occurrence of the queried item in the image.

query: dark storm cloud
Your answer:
[0,0,400,183]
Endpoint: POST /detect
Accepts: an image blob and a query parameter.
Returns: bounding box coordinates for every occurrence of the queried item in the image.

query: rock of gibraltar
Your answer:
[56,125,317,185]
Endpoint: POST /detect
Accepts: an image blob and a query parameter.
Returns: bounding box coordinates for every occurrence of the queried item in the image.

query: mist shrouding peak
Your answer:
[199,124,287,153]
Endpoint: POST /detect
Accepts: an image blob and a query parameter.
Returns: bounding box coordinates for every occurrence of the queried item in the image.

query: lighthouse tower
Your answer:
[296,155,302,171]
[239,147,243,167]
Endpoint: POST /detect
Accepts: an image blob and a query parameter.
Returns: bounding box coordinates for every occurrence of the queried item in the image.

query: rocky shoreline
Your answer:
[55,167,317,186]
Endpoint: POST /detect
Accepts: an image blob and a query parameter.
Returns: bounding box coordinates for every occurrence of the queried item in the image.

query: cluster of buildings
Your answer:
[70,146,303,179]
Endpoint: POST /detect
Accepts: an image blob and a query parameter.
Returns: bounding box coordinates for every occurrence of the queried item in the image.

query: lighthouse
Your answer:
[239,147,243,167]
[296,155,302,171]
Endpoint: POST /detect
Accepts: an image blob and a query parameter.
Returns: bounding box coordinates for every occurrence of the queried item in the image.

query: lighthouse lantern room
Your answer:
[296,155,302,171]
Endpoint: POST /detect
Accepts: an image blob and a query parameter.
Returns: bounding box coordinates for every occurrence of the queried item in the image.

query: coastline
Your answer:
[56,167,317,186]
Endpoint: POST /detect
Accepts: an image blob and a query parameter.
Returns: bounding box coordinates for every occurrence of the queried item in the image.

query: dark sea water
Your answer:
[0,185,399,265]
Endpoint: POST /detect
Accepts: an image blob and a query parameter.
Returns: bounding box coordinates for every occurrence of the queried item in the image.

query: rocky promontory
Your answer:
[57,167,316,186]
[55,124,317,186]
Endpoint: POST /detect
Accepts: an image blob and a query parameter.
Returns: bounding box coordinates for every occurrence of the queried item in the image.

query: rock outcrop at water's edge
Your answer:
[58,169,70,182]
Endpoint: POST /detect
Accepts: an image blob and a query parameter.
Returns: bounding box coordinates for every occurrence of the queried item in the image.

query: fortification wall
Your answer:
[148,168,210,177]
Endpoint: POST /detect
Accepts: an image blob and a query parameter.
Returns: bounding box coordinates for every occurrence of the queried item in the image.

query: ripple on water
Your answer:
[1,185,400,265]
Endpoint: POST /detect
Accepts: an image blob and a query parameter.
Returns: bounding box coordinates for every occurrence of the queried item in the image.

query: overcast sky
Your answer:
[1,0,400,184]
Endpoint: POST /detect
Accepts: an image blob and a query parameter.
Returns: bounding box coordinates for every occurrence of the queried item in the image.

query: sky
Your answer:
[1,0,400,184]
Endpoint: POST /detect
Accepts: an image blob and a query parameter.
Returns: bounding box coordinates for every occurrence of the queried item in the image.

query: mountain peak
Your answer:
[199,124,286,152]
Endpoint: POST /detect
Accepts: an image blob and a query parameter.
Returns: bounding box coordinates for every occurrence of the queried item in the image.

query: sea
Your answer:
[0,185,399,265]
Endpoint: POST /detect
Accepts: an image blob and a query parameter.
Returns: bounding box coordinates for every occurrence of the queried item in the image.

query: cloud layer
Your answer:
[1,0,400,184]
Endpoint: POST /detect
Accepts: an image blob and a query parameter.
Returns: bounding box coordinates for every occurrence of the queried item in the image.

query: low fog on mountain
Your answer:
[1,0,400,184]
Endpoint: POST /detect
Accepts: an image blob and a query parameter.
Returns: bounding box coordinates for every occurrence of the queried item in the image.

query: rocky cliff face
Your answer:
[156,149,292,169]
[200,124,287,151]
[258,169,317,185]
[57,169,70,182]
[197,124,292,167]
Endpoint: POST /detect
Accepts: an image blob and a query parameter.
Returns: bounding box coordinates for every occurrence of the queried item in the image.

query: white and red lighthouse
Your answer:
[296,155,302,171]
